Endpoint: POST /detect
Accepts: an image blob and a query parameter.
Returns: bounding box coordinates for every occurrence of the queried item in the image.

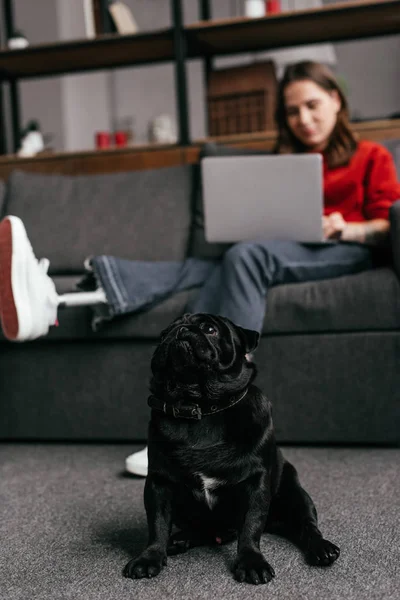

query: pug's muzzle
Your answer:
[173,324,218,365]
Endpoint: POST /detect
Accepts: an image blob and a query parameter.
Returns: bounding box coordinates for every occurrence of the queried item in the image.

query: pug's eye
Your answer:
[201,323,218,336]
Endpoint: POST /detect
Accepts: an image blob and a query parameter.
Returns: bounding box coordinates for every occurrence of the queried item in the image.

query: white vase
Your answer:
[245,0,266,18]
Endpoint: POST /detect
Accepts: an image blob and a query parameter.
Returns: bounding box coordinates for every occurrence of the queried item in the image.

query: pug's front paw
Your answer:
[123,549,167,579]
[306,537,340,567]
[233,551,275,585]
[167,531,192,555]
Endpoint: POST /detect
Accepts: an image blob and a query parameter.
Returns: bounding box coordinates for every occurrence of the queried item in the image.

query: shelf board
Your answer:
[186,0,400,57]
[0,118,397,164]
[0,1,398,81]
[0,118,398,178]
[0,29,174,80]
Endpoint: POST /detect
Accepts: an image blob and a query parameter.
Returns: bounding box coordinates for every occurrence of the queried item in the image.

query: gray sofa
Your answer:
[1,141,400,444]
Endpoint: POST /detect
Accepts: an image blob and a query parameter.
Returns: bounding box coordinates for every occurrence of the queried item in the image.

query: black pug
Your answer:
[124,313,339,585]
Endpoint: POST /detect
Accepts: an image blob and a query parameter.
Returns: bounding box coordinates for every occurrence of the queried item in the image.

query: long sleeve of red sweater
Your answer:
[323,140,400,222]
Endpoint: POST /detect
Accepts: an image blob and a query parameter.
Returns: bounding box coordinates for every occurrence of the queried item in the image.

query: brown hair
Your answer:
[274,61,358,168]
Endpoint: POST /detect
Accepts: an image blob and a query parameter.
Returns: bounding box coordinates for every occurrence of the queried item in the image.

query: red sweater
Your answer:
[323,140,400,222]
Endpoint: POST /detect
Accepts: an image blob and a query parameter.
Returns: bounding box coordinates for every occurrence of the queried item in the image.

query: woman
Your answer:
[1,61,399,474]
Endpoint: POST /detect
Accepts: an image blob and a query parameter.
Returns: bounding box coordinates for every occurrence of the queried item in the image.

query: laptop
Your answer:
[201,154,325,243]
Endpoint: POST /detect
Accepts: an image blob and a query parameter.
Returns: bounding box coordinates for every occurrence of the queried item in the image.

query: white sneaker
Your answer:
[125,446,148,477]
[0,215,60,341]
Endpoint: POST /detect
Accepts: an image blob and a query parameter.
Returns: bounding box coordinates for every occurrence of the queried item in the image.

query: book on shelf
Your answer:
[83,0,105,37]
[109,1,139,35]
[85,0,135,37]
[83,0,96,38]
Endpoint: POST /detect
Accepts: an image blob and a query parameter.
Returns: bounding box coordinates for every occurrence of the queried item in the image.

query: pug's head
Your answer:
[150,313,259,403]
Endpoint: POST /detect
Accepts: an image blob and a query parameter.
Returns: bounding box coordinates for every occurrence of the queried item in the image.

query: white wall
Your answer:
[56,0,110,152]
[112,0,206,144]
[321,0,400,119]
[13,0,111,152]
[332,36,400,121]
[14,0,64,150]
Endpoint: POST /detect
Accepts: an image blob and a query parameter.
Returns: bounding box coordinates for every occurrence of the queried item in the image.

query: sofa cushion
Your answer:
[188,142,270,259]
[263,267,400,334]
[5,166,193,274]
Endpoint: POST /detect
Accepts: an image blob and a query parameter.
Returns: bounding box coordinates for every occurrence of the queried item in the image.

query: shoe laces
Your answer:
[37,257,59,305]
[39,258,50,273]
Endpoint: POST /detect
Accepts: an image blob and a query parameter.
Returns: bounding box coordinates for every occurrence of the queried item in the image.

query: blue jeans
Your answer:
[90,240,375,333]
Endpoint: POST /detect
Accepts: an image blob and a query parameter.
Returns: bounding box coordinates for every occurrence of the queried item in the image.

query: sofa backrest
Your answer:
[2,137,399,272]
[3,166,194,274]
[381,138,400,178]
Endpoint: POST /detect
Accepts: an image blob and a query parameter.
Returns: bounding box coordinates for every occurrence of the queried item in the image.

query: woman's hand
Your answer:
[322,212,347,240]
[323,212,390,245]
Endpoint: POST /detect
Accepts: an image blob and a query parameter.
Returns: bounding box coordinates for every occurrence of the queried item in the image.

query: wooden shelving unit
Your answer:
[0,0,399,152]
[187,0,400,57]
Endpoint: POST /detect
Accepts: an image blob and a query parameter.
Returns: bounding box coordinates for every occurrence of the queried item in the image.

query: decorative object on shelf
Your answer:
[95,131,111,149]
[207,61,278,137]
[244,0,266,18]
[108,1,139,35]
[7,29,29,50]
[148,115,177,144]
[266,0,281,15]
[113,116,135,145]
[114,131,128,147]
[17,121,44,157]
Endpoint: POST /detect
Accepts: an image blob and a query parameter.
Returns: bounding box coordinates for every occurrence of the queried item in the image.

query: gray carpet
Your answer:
[1,444,399,600]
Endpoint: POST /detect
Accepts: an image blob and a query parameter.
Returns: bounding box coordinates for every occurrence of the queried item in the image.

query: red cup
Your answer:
[114,131,128,147]
[95,131,111,149]
[266,0,281,14]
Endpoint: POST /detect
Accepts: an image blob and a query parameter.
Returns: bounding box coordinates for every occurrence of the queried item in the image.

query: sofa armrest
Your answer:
[389,200,400,277]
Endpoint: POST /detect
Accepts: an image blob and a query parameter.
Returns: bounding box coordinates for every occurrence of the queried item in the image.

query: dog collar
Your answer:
[148,388,248,420]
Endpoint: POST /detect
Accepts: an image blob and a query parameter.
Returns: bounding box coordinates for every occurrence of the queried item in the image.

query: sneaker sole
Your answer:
[0,217,33,341]
[125,461,148,477]
[126,467,147,477]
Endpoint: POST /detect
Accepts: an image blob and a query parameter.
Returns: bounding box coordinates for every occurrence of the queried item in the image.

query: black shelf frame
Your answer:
[0,8,6,155]
[0,0,399,153]
[172,0,190,146]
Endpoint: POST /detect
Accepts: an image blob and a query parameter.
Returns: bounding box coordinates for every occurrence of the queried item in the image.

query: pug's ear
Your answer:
[238,327,260,353]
